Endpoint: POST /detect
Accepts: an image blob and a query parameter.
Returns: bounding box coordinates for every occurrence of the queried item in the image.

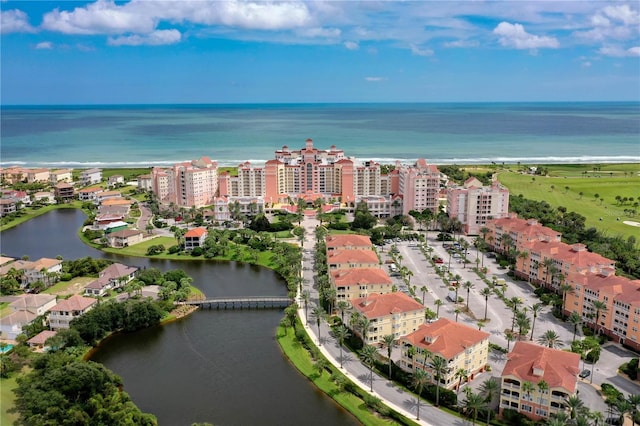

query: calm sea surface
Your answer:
[2,102,639,167]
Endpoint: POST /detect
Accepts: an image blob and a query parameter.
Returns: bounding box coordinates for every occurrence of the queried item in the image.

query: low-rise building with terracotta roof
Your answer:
[485,215,562,254]
[184,227,208,250]
[350,292,425,344]
[48,295,97,330]
[331,268,393,301]
[22,258,63,286]
[0,310,38,340]
[78,187,103,202]
[54,182,75,200]
[325,234,373,252]
[26,168,50,183]
[96,190,122,204]
[499,341,580,421]
[399,318,490,390]
[84,262,138,297]
[27,330,57,350]
[327,249,379,270]
[107,229,144,249]
[9,294,57,316]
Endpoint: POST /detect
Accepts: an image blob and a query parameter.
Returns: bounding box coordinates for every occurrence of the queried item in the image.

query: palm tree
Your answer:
[420,285,428,305]
[431,355,448,407]
[310,306,325,346]
[516,314,531,339]
[301,290,310,324]
[568,311,582,342]
[537,379,549,411]
[505,330,516,352]
[462,390,487,425]
[336,300,349,324]
[412,368,429,421]
[480,378,500,426]
[454,368,468,394]
[521,381,534,402]
[591,300,608,335]
[507,296,523,331]
[358,316,371,344]
[313,358,330,377]
[360,344,378,392]
[382,334,395,378]
[566,394,585,419]
[538,330,564,348]
[463,281,474,309]
[480,287,492,320]
[628,394,640,426]
[589,410,605,426]
[529,303,543,340]
[454,307,462,322]
[334,326,350,368]
[434,299,443,317]
[559,282,573,314]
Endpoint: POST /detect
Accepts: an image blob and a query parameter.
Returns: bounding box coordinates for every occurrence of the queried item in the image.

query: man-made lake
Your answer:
[2,209,359,425]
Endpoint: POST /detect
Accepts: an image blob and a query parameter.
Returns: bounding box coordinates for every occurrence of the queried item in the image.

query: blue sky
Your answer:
[1,0,639,104]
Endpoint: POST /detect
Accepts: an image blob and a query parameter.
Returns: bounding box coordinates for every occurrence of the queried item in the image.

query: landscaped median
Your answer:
[276,321,418,426]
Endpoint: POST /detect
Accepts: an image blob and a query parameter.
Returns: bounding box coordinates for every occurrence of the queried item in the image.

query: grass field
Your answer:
[0,376,19,426]
[497,165,640,239]
[42,276,94,297]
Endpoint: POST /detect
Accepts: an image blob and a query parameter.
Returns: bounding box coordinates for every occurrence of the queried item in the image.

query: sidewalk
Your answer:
[296,217,465,426]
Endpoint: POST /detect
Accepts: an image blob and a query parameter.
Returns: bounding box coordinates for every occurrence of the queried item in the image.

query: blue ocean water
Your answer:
[1,102,639,167]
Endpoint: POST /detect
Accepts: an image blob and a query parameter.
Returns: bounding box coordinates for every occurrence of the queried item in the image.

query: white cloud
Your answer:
[493,22,559,49]
[598,45,640,57]
[108,29,181,46]
[344,41,359,50]
[602,4,640,26]
[443,39,479,48]
[296,27,340,38]
[365,76,385,82]
[410,44,434,56]
[35,41,53,50]
[575,4,640,42]
[1,9,36,34]
[581,61,591,68]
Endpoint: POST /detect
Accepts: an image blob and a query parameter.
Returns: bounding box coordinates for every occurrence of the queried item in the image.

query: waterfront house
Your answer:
[350,292,425,344]
[80,168,102,186]
[327,249,380,270]
[54,182,75,201]
[104,221,129,234]
[499,341,580,421]
[9,294,57,316]
[78,187,103,202]
[399,318,490,390]
[107,229,144,248]
[184,227,208,250]
[48,295,97,330]
[22,258,63,286]
[94,213,125,228]
[330,267,393,301]
[0,199,17,217]
[33,191,56,204]
[96,190,122,205]
[107,174,125,187]
[84,263,138,296]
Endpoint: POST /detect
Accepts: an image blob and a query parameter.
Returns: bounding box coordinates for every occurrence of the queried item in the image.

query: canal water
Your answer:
[1,209,359,426]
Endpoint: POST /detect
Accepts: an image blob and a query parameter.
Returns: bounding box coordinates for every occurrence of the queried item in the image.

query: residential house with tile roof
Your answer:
[107,229,144,248]
[326,234,373,252]
[351,292,425,344]
[184,227,208,250]
[84,263,138,297]
[399,318,490,390]
[22,258,63,286]
[27,330,57,350]
[9,294,57,316]
[78,187,103,202]
[0,311,39,340]
[499,341,580,421]
[48,295,97,330]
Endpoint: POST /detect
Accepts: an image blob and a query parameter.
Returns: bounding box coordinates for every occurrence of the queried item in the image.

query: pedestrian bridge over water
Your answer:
[178,296,293,310]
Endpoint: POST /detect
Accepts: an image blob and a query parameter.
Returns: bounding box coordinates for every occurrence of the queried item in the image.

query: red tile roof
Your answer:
[27,330,57,346]
[185,227,208,238]
[502,342,580,392]
[351,292,424,319]
[326,234,372,249]
[331,268,392,286]
[327,249,379,265]
[50,295,96,312]
[401,318,490,360]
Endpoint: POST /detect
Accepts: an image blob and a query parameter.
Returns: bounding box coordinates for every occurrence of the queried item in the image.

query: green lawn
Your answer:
[100,168,151,180]
[0,376,19,426]
[102,236,179,257]
[43,277,94,297]
[0,302,11,319]
[276,325,416,426]
[497,169,640,239]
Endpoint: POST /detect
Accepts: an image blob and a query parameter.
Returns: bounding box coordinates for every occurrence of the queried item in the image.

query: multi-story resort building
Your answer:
[325,234,373,252]
[146,139,443,218]
[446,177,510,235]
[398,318,490,390]
[499,342,580,421]
[331,268,393,301]
[485,214,640,350]
[350,292,425,344]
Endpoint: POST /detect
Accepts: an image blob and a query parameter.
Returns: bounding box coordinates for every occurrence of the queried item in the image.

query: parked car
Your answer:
[434,257,444,264]
[579,369,591,378]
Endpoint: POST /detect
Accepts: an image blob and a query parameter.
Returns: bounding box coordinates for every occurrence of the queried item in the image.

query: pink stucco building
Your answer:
[446,177,510,235]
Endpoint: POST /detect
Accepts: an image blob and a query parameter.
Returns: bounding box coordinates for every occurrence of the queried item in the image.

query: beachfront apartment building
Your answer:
[0,167,24,185]
[49,169,73,185]
[350,292,425,344]
[151,157,218,208]
[147,140,442,217]
[26,168,50,184]
[80,168,102,186]
[484,215,562,254]
[499,342,580,421]
[330,267,393,301]
[399,318,490,390]
[446,177,510,235]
